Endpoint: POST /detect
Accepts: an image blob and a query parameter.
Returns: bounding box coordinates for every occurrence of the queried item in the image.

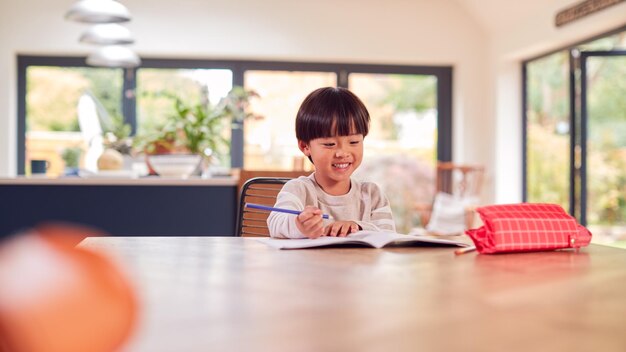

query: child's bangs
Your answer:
[329,113,368,137]
[295,87,370,142]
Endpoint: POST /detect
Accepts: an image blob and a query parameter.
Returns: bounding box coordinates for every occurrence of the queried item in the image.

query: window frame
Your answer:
[17,56,453,174]
[522,24,626,218]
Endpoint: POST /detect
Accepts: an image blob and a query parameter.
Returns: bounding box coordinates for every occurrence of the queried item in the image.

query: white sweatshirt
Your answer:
[267,173,396,239]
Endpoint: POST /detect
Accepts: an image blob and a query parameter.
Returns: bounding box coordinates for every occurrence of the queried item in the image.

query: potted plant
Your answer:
[61,147,82,176]
[136,86,261,177]
[103,113,134,156]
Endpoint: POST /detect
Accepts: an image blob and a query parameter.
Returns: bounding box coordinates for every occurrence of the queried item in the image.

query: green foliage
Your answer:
[27,67,84,132]
[136,86,260,162]
[77,68,123,120]
[135,69,205,133]
[216,86,261,123]
[588,56,626,146]
[61,147,82,168]
[527,52,568,126]
[381,75,436,113]
[26,66,122,132]
[170,97,229,155]
[527,48,626,226]
[103,113,134,155]
[526,125,569,209]
[377,74,437,140]
[588,132,626,224]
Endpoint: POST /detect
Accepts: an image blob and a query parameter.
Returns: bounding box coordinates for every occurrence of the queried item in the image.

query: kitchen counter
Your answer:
[0,176,239,238]
[0,175,238,186]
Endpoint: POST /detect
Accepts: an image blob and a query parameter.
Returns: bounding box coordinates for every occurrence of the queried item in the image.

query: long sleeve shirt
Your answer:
[267,173,396,239]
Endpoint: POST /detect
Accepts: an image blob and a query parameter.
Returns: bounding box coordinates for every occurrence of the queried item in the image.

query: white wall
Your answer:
[0,1,14,180]
[489,1,626,203]
[0,0,493,195]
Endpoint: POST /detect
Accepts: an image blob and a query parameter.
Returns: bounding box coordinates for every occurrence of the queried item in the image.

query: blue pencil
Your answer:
[245,203,333,220]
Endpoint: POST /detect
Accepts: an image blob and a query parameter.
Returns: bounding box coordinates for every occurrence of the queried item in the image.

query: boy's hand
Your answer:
[324,221,360,237]
[295,206,325,239]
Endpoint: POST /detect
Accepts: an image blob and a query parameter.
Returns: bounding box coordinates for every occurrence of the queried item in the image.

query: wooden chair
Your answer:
[414,162,485,230]
[436,162,484,198]
[236,169,313,197]
[236,177,291,237]
[235,170,313,237]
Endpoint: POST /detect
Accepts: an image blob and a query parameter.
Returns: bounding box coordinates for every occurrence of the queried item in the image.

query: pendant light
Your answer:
[65,1,140,68]
[65,0,131,23]
[79,23,134,45]
[86,45,141,68]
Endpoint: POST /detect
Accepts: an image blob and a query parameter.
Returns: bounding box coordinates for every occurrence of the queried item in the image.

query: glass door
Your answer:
[580,51,626,245]
[524,29,626,247]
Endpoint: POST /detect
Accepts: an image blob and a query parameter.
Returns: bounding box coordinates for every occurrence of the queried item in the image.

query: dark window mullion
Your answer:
[123,68,137,135]
[437,68,453,162]
[232,64,245,168]
[338,70,348,88]
[568,50,578,218]
[17,59,27,175]
[580,53,589,226]
[522,62,528,202]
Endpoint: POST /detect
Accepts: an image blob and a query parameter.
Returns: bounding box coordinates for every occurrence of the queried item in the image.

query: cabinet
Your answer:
[0,177,237,238]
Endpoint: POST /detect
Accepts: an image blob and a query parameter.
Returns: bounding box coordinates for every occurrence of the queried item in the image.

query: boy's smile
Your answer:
[299,133,364,195]
[332,162,350,170]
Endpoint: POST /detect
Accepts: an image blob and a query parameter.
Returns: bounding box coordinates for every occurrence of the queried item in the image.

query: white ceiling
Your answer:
[454,0,559,33]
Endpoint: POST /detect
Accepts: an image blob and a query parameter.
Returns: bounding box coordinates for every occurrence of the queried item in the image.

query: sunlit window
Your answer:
[243,70,336,170]
[524,29,626,247]
[350,73,438,233]
[25,66,122,176]
[525,51,570,209]
[136,68,233,134]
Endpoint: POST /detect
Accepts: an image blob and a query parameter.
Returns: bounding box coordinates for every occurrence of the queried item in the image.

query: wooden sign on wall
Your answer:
[556,0,625,27]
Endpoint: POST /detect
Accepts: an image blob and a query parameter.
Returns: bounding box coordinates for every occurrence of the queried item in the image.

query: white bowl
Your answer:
[147,154,201,178]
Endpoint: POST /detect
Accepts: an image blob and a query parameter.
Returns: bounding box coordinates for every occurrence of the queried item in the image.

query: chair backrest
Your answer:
[436,162,484,200]
[236,177,292,237]
[236,169,313,195]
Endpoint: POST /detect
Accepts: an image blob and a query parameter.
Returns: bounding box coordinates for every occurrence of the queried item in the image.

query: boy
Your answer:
[268,87,395,239]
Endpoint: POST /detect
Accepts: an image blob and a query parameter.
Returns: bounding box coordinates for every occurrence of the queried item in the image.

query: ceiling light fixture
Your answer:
[79,23,135,45]
[65,0,131,23]
[86,45,141,68]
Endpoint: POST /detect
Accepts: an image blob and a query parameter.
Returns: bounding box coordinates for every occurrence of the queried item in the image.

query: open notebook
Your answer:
[256,230,472,249]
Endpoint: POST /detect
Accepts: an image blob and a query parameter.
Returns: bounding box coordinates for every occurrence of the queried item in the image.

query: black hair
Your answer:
[295,87,370,143]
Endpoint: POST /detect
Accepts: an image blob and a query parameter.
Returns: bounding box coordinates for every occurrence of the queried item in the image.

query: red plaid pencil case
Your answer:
[465,203,592,254]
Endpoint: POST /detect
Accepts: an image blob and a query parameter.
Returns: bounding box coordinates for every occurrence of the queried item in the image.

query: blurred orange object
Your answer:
[0,224,137,352]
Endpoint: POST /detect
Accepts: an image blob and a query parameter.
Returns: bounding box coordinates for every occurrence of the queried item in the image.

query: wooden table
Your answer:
[79,237,626,352]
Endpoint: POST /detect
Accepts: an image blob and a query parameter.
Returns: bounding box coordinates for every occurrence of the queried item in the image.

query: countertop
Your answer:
[0,175,238,186]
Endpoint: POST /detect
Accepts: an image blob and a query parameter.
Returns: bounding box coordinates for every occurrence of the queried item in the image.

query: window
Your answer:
[20,59,123,176]
[244,70,337,170]
[18,57,452,232]
[523,26,626,246]
[350,73,439,232]
[136,68,233,135]
[525,51,570,210]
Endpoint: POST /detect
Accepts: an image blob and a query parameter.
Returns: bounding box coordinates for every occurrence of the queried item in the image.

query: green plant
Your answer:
[170,97,228,156]
[103,113,134,155]
[137,86,261,161]
[61,147,82,168]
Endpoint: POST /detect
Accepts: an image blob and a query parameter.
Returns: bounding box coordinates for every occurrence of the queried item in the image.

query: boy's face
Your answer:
[298,133,364,190]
